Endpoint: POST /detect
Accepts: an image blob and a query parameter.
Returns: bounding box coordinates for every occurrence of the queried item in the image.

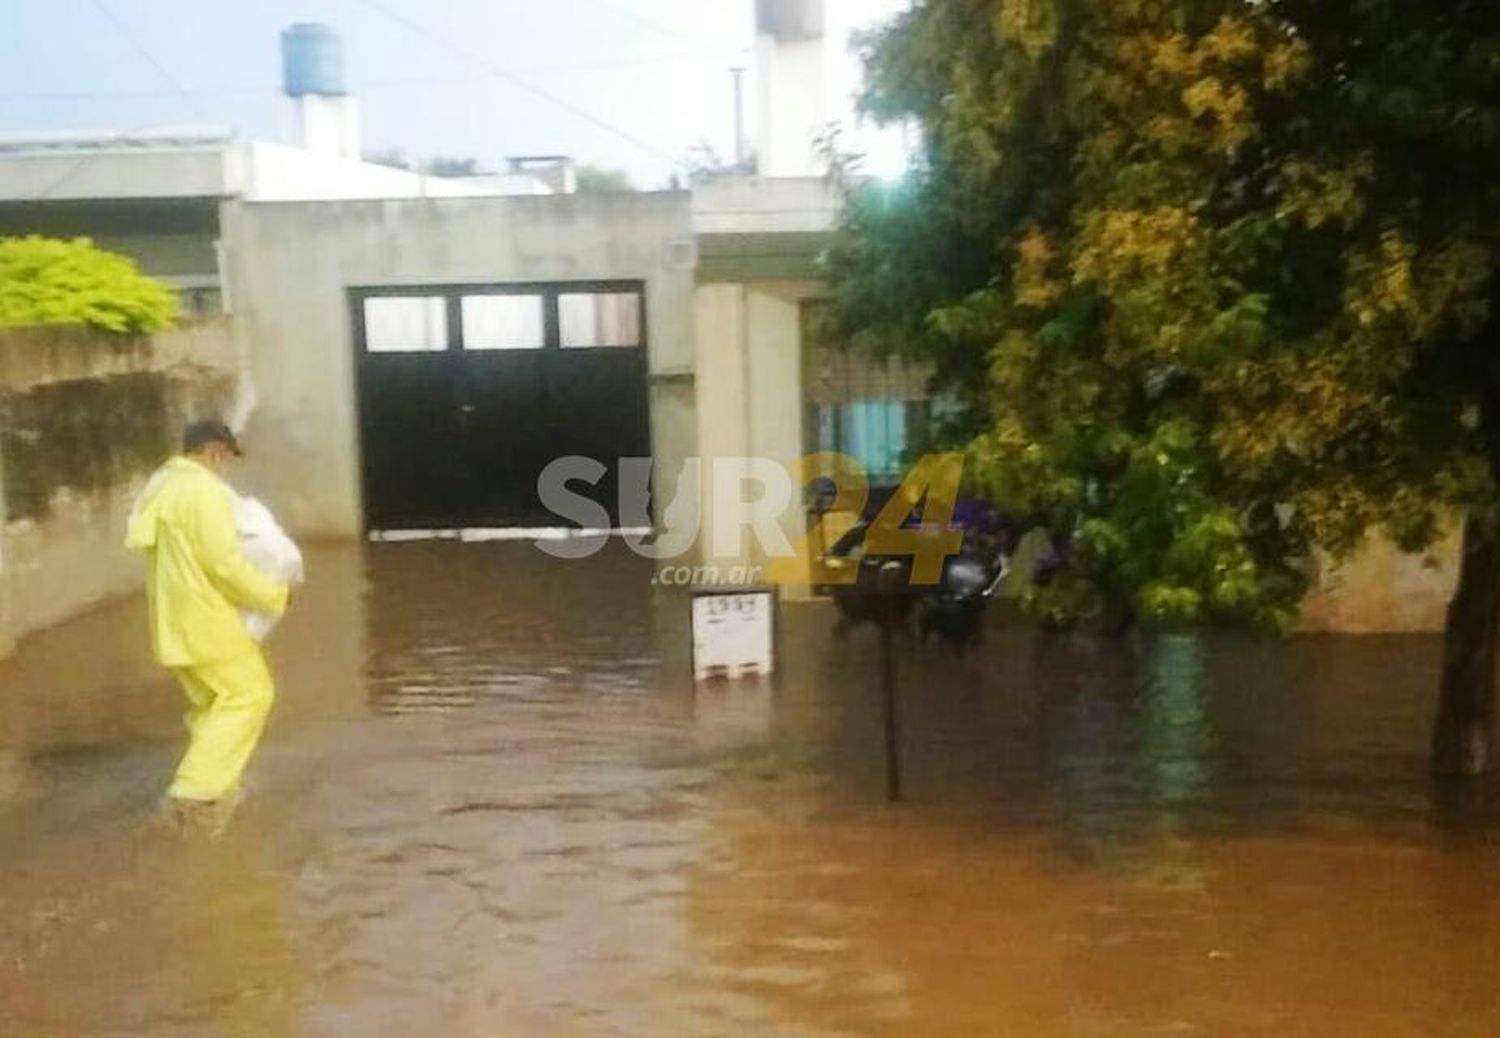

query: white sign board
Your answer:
[691,589,775,681]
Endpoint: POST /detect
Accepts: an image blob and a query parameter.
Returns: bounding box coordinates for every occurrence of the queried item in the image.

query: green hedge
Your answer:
[0,236,178,334]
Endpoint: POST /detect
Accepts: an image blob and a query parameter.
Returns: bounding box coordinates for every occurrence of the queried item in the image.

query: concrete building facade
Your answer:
[0,6,1464,640]
[0,129,553,319]
[218,191,701,541]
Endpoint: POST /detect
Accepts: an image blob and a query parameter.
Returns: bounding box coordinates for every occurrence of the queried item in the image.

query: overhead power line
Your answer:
[28,0,211,198]
[0,51,741,105]
[86,0,211,120]
[352,0,679,162]
[572,0,739,53]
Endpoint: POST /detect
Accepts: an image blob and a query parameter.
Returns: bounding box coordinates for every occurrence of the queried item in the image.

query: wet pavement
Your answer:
[4,541,1500,1036]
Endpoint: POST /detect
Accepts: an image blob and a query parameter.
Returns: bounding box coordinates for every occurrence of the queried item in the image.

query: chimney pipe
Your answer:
[731,66,747,168]
[755,0,827,177]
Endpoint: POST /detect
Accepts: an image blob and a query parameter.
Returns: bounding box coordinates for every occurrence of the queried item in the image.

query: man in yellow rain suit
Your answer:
[125,419,290,823]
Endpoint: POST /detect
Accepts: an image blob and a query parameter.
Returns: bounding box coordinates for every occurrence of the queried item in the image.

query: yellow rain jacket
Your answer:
[125,457,289,667]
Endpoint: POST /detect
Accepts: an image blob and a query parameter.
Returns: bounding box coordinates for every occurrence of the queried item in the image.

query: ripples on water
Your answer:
[2,542,1500,1036]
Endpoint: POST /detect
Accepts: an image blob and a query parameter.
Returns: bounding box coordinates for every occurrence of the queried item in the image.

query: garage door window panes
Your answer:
[364,297,447,353]
[462,294,545,351]
[560,292,641,349]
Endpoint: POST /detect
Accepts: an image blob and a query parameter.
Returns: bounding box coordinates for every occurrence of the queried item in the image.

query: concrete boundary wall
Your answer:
[1299,531,1461,634]
[0,320,239,657]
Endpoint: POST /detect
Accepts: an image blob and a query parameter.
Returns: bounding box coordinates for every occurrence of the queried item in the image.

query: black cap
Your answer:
[182,418,243,457]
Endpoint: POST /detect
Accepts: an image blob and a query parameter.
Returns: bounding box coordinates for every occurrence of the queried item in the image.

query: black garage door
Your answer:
[353,282,652,531]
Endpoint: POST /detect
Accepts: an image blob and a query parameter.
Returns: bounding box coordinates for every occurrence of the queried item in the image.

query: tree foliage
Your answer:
[364,150,490,178]
[424,156,486,178]
[825,0,1500,637]
[576,165,634,193]
[673,139,756,186]
[0,236,178,334]
[364,147,412,170]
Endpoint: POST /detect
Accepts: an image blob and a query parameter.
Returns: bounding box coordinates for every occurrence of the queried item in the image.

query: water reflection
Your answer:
[1141,634,1212,809]
[1043,633,1215,863]
[360,541,670,715]
[2,543,1500,1035]
[0,748,29,805]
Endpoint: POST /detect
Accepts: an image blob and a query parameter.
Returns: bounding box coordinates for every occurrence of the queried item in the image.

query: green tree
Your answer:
[826,0,1500,773]
[424,156,486,178]
[575,165,634,193]
[674,139,756,185]
[0,236,177,334]
[365,151,489,178]
[364,147,412,170]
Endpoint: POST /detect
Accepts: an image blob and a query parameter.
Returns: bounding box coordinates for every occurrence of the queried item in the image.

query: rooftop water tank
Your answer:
[281,23,346,97]
[756,0,825,40]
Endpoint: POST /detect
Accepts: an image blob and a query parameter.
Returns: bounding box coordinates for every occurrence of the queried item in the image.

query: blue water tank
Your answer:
[281,23,346,97]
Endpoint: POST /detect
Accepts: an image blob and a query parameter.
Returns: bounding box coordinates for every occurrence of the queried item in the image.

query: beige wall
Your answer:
[1300,530,1461,634]
[694,281,816,586]
[0,321,239,657]
[4,489,146,657]
[694,284,751,570]
[0,146,228,203]
[219,193,698,541]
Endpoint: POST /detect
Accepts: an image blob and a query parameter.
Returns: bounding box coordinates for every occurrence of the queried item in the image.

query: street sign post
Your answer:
[876,561,905,803]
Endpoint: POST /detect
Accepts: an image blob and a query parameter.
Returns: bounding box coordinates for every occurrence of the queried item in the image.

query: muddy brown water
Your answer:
[3,542,1500,1037]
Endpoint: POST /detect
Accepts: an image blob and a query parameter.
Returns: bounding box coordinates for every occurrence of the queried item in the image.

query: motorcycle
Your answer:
[815,489,1015,653]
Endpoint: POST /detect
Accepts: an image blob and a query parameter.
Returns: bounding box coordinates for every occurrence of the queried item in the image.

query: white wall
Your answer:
[288,95,361,162]
[0,146,228,202]
[756,34,829,178]
[234,142,551,202]
[0,138,552,208]
[692,176,837,235]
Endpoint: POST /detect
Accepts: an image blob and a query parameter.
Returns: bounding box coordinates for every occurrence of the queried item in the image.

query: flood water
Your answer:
[4,542,1500,1036]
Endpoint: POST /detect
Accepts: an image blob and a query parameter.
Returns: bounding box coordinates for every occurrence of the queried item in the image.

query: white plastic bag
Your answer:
[235,495,304,642]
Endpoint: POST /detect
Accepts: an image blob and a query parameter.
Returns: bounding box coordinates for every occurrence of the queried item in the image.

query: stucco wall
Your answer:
[218,193,697,540]
[0,146,228,202]
[236,142,550,202]
[0,320,239,657]
[747,285,813,578]
[694,281,815,585]
[1299,531,1461,634]
[694,284,752,569]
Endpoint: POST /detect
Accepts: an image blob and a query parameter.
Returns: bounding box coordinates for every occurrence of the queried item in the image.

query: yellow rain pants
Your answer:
[169,650,276,801]
[125,456,289,801]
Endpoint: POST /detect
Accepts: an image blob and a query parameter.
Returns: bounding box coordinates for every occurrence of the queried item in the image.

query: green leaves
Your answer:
[0,237,177,335]
[828,0,1500,634]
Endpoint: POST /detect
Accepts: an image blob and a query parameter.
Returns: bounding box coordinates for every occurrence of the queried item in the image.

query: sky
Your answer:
[0,0,907,187]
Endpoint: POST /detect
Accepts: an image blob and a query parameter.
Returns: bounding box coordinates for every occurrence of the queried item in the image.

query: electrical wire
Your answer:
[0,49,740,103]
[352,0,679,162]
[571,0,743,53]
[16,0,714,193]
[24,0,213,199]
[86,0,212,120]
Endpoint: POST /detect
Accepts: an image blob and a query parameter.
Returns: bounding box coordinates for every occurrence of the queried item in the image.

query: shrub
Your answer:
[0,236,178,334]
